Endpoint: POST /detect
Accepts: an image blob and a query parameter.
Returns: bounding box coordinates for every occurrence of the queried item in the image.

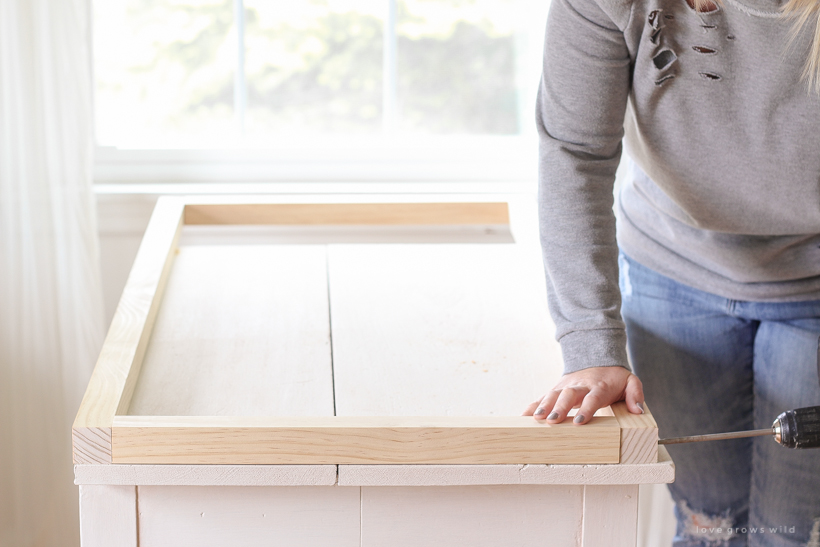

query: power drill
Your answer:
[659,406,820,449]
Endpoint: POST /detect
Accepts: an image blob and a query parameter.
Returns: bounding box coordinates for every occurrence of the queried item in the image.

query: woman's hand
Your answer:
[522,366,644,425]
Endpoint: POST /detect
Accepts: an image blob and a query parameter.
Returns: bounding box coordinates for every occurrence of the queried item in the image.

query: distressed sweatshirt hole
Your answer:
[649,9,663,29]
[655,74,676,86]
[693,45,717,54]
[653,50,678,70]
[699,71,721,81]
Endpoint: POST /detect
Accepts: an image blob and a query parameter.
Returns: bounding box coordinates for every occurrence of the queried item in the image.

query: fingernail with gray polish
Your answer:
[637,402,645,414]
[547,411,559,420]
[574,414,585,424]
[534,407,545,416]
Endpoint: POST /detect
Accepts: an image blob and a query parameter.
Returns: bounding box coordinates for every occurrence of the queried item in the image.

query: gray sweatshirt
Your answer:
[537,0,820,373]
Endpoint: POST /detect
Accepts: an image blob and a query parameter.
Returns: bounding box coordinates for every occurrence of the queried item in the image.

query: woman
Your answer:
[521,0,820,544]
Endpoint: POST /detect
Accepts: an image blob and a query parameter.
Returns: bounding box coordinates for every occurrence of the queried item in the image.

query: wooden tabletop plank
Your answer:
[327,241,561,417]
[126,245,333,417]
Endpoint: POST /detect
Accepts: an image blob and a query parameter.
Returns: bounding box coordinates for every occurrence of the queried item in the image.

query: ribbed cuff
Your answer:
[559,328,630,374]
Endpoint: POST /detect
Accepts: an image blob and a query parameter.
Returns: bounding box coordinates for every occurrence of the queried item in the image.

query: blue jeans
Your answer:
[618,252,820,547]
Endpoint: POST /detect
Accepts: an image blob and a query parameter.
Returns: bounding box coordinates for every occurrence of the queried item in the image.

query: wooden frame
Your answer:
[73,197,657,466]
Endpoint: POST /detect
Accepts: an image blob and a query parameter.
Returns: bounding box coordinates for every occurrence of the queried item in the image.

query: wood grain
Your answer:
[73,197,185,463]
[111,415,620,465]
[582,485,639,546]
[72,427,112,465]
[126,245,333,417]
[183,202,509,226]
[612,402,659,464]
[78,485,137,547]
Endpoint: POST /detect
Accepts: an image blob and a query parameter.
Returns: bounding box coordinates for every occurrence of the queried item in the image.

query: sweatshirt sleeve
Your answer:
[536,0,634,373]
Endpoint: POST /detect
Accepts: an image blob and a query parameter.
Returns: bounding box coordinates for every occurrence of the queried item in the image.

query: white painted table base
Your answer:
[77,447,673,547]
[78,483,645,547]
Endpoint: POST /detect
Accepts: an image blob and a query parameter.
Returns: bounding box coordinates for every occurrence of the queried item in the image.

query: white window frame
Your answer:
[93,0,543,190]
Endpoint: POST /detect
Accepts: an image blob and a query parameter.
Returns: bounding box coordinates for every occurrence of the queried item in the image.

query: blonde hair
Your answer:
[782,0,820,92]
[692,0,820,92]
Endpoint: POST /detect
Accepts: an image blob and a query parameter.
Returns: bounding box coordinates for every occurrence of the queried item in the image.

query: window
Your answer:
[93,0,548,182]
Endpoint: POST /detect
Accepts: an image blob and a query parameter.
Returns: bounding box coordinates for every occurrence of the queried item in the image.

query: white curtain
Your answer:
[0,0,104,545]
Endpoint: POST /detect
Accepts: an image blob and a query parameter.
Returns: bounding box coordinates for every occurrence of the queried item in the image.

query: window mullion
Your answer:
[234,0,247,136]
[383,0,397,134]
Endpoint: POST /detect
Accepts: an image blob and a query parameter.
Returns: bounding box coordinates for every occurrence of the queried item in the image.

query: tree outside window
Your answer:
[94,0,548,147]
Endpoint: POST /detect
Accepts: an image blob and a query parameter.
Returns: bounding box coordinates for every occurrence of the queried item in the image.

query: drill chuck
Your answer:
[773,406,820,449]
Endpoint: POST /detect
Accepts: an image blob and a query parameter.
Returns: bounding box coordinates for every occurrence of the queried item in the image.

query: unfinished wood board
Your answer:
[184,202,509,226]
[328,243,562,417]
[73,427,112,466]
[74,464,337,486]
[74,198,185,463]
[360,485,583,546]
[137,485,360,547]
[79,485,137,547]
[612,402,659,464]
[582,485,639,547]
[110,415,619,464]
[127,245,333,417]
